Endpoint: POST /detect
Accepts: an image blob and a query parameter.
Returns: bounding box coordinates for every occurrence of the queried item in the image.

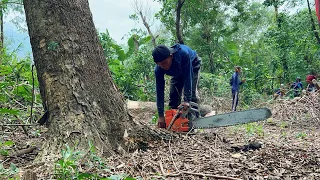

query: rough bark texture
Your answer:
[23,0,136,159]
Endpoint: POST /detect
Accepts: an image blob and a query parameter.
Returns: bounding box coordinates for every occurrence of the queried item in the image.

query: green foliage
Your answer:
[279,121,289,128]
[54,143,137,180]
[0,163,20,179]
[154,0,315,103]
[296,132,307,139]
[98,30,156,101]
[54,145,83,179]
[0,140,14,156]
[198,72,230,98]
[0,49,42,123]
[244,123,264,137]
[151,113,158,124]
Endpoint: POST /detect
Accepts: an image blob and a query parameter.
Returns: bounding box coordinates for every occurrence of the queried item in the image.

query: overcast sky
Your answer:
[4,0,161,57]
[89,0,161,43]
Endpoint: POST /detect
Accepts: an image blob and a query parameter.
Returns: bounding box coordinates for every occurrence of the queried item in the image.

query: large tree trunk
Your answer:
[23,0,138,159]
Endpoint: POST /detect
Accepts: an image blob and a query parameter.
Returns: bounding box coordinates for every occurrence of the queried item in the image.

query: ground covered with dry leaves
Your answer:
[2,94,320,179]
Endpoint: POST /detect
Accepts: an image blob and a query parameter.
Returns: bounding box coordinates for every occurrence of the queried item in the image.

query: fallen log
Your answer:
[126,100,214,117]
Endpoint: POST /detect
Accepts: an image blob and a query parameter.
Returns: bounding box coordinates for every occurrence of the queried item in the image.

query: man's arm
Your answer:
[155,67,165,117]
[181,52,193,102]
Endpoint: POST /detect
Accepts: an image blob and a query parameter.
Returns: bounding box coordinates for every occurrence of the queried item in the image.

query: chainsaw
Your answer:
[166,102,272,132]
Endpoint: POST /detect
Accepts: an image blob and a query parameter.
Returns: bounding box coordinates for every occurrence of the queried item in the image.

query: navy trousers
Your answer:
[232,90,239,111]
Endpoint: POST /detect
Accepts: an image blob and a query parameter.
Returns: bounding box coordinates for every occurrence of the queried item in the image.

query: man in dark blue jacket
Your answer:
[231,66,245,111]
[152,44,201,128]
[291,77,303,97]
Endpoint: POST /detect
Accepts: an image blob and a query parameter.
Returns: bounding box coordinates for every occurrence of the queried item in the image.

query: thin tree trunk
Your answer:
[133,34,139,54]
[307,0,320,45]
[254,56,258,91]
[206,36,214,73]
[275,5,279,25]
[138,11,157,47]
[23,0,143,160]
[176,0,184,44]
[0,8,3,54]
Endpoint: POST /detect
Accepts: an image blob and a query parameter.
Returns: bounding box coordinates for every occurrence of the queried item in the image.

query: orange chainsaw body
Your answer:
[165,109,189,132]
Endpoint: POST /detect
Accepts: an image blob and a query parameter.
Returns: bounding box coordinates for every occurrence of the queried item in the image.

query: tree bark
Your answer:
[175,0,185,44]
[138,11,157,48]
[307,0,320,45]
[23,0,139,159]
[0,8,3,53]
[133,0,157,47]
[274,5,279,26]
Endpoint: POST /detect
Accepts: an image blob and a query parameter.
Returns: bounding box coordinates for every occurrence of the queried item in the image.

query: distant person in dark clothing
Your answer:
[291,77,303,97]
[305,75,317,93]
[273,84,286,100]
[152,44,201,128]
[230,66,246,111]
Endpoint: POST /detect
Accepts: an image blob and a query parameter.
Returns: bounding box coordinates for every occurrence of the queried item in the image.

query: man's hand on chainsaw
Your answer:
[178,101,190,114]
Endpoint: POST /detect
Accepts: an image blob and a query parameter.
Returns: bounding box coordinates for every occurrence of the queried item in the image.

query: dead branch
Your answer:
[10,146,37,157]
[179,171,242,180]
[14,115,29,135]
[0,123,38,126]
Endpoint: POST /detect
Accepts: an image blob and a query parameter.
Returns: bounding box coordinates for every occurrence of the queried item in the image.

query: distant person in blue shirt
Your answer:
[291,77,303,97]
[273,84,286,100]
[152,44,201,128]
[230,66,246,111]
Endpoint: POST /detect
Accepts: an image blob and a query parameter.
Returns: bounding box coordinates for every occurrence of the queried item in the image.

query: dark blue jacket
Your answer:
[231,72,243,91]
[291,82,303,89]
[155,44,197,117]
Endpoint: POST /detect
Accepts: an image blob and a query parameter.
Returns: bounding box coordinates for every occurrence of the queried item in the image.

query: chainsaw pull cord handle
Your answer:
[167,106,185,130]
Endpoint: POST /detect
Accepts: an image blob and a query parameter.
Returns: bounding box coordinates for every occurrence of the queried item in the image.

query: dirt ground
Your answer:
[1,96,320,180]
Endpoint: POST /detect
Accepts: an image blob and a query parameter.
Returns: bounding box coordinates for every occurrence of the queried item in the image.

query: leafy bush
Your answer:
[54,142,137,180]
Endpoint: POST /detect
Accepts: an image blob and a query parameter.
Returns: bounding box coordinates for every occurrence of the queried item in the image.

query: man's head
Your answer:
[235,66,241,73]
[152,45,176,70]
[306,75,316,84]
[296,77,301,82]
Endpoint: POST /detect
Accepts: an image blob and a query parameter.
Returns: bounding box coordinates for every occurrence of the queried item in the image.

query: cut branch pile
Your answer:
[103,131,320,179]
[272,93,320,123]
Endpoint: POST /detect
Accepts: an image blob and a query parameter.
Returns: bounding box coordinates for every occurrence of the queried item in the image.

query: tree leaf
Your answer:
[0,108,19,115]
[3,140,14,146]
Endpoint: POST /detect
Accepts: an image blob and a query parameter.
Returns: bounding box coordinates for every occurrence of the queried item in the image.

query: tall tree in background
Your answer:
[307,0,320,44]
[156,0,185,44]
[315,0,320,25]
[175,0,184,44]
[23,0,147,159]
[133,0,158,47]
[263,0,289,82]
[0,0,24,51]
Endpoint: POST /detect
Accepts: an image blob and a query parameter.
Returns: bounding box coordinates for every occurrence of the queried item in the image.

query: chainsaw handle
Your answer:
[178,105,184,110]
[167,108,183,130]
